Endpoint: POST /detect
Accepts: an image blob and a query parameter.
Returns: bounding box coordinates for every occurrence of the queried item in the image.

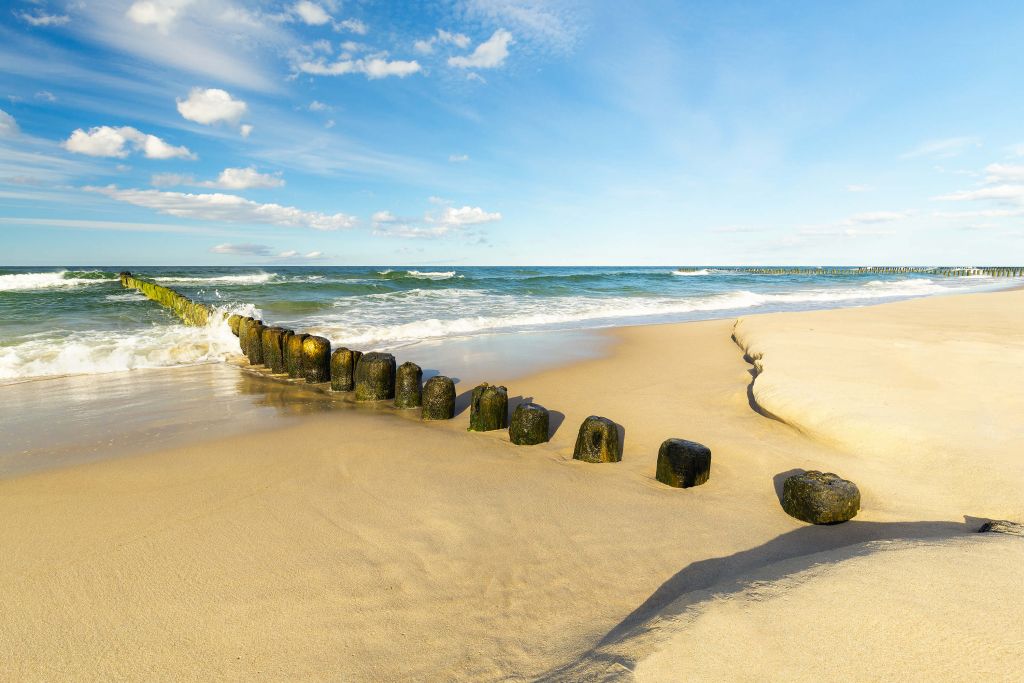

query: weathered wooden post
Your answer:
[330,348,362,391]
[655,438,711,487]
[354,352,396,401]
[509,402,550,445]
[262,327,289,374]
[301,335,331,383]
[285,332,308,378]
[421,376,456,420]
[394,362,423,409]
[468,383,508,431]
[573,416,621,463]
[228,314,242,336]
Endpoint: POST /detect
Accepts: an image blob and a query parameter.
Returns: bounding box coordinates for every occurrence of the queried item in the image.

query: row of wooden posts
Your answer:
[675,266,1024,277]
[119,272,713,489]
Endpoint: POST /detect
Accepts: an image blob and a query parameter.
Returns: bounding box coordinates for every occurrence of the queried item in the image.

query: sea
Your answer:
[0,265,1014,383]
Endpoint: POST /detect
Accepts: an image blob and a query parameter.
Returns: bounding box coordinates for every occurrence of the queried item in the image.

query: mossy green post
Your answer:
[330,348,362,391]
[781,471,860,524]
[284,332,308,378]
[228,314,242,336]
[394,361,423,409]
[656,438,711,488]
[301,335,331,383]
[262,327,289,374]
[354,352,396,401]
[573,416,621,463]
[247,321,266,365]
[120,273,212,327]
[509,403,549,445]
[421,376,456,420]
[468,383,508,432]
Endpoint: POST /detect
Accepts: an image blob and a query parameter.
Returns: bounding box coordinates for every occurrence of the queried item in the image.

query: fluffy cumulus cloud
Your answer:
[448,29,513,68]
[210,242,272,255]
[88,185,357,230]
[338,18,368,34]
[372,204,501,238]
[63,126,194,159]
[0,110,19,137]
[292,1,331,26]
[297,57,421,79]
[177,88,249,133]
[414,28,471,54]
[126,0,194,32]
[150,167,284,189]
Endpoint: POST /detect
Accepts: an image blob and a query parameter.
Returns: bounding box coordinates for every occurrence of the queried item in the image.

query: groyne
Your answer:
[674,266,1024,277]
[119,272,212,326]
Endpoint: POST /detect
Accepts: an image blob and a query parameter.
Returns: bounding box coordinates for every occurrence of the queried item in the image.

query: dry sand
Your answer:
[1,289,1022,681]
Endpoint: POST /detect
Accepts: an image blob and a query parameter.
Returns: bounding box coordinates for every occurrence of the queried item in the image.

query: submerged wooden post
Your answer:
[421,376,456,420]
[301,335,331,383]
[509,403,550,445]
[354,352,396,401]
[573,416,621,463]
[330,348,362,391]
[394,362,423,409]
[468,383,508,432]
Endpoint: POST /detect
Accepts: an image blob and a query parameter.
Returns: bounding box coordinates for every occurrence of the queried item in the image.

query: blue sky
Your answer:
[1,0,1023,266]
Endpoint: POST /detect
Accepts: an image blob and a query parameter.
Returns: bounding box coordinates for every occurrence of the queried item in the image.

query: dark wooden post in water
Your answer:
[301,336,331,383]
[655,438,711,487]
[285,332,308,378]
[468,383,508,431]
[330,348,362,391]
[394,362,423,409]
[421,376,456,420]
[573,416,621,463]
[262,327,289,374]
[355,352,396,401]
[509,403,549,445]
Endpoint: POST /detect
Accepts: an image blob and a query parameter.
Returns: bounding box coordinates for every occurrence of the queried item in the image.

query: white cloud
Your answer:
[466,72,487,84]
[297,57,421,79]
[339,41,364,53]
[308,100,329,111]
[984,163,1024,183]
[431,205,502,226]
[845,184,872,192]
[240,124,254,138]
[35,91,57,102]
[63,126,194,159]
[151,173,193,187]
[448,153,470,162]
[0,110,19,137]
[210,242,272,255]
[126,0,193,32]
[177,87,249,131]
[18,11,71,27]
[460,0,580,52]
[1011,144,1024,157]
[933,185,1024,202]
[415,28,471,54]
[900,136,981,160]
[276,249,325,260]
[372,204,501,238]
[325,119,335,129]
[338,18,368,34]
[293,1,331,26]
[448,29,513,69]
[88,185,358,230]
[207,167,284,190]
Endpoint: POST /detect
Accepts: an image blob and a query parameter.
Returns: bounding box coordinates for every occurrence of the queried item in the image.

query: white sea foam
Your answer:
[104,292,148,302]
[152,272,276,285]
[0,309,248,381]
[673,269,710,276]
[405,270,456,280]
[0,271,116,291]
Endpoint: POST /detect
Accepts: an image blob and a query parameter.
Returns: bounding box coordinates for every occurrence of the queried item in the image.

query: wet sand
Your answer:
[1,289,1022,680]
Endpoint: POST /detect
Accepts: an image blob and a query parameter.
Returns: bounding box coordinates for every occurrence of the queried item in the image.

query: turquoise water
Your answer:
[0,266,1012,381]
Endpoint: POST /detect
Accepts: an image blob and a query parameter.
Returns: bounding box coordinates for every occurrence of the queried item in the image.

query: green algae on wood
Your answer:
[421,376,456,420]
[262,327,289,374]
[394,361,423,409]
[354,352,396,401]
[301,335,331,383]
[656,438,711,488]
[509,402,549,445]
[468,383,508,432]
[285,332,308,378]
[330,347,362,392]
[573,416,621,463]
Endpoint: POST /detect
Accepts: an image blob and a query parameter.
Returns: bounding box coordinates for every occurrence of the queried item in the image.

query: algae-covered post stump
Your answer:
[330,348,362,392]
[573,416,621,463]
[355,352,396,401]
[781,471,860,524]
[301,335,331,383]
[394,362,423,409]
[656,438,711,488]
[262,327,289,374]
[421,376,456,420]
[228,314,242,337]
[241,318,265,365]
[469,383,508,432]
[285,332,308,378]
[509,403,550,445]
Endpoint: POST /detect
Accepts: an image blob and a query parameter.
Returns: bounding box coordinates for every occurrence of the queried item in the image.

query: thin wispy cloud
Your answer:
[900,137,981,160]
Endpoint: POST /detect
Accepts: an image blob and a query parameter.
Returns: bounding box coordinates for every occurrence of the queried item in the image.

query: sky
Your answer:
[1,0,1023,266]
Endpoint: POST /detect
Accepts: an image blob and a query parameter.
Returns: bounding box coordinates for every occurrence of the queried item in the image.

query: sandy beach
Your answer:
[2,287,1022,681]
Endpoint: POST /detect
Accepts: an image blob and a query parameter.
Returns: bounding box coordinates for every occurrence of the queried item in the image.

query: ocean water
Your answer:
[0,266,1014,382]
